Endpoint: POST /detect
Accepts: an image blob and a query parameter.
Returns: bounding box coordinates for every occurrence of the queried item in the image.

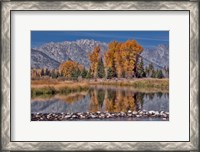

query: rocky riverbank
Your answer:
[31,110,169,121]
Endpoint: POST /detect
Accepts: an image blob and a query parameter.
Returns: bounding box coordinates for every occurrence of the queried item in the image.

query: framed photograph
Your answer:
[1,0,199,151]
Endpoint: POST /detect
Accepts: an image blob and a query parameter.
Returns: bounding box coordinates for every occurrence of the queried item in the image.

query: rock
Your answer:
[106,115,111,118]
[58,116,63,120]
[105,112,110,117]
[96,111,101,114]
[116,113,120,117]
[31,110,169,121]
[149,111,155,115]
[77,112,82,116]
[80,115,86,119]
[99,114,105,119]
[128,110,132,113]
[162,114,167,118]
[111,114,115,117]
[132,111,138,115]
[160,111,164,115]
[155,111,159,116]
[139,111,143,115]
[72,115,78,118]
[100,114,105,117]
[47,115,51,119]
[65,115,71,119]
[120,112,126,116]
[128,114,132,117]
[106,113,112,117]
[91,115,96,119]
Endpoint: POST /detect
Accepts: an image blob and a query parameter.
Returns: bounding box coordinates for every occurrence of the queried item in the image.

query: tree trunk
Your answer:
[104,67,108,79]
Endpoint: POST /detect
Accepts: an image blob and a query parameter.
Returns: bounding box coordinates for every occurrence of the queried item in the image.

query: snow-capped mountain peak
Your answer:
[31,39,169,69]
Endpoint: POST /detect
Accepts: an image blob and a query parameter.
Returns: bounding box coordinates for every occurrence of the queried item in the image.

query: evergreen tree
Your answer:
[46,69,50,76]
[145,66,150,77]
[97,89,105,107]
[71,69,81,80]
[107,67,114,79]
[81,68,88,78]
[51,69,58,79]
[151,69,156,78]
[164,66,169,78]
[136,58,146,78]
[41,68,45,76]
[148,63,155,78]
[157,69,164,79]
[97,58,105,78]
[86,68,93,79]
[149,63,154,71]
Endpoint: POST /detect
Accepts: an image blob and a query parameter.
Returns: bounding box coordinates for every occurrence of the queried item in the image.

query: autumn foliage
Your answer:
[31,39,168,81]
[59,60,83,79]
[88,46,100,78]
[104,40,143,78]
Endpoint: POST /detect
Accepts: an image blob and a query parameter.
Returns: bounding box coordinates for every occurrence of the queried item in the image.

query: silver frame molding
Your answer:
[1,1,199,151]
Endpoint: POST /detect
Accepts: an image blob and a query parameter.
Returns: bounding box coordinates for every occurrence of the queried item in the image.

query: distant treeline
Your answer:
[31,40,169,80]
[31,62,169,80]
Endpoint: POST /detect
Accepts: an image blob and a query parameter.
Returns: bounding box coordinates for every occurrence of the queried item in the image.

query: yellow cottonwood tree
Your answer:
[104,41,118,78]
[59,60,83,79]
[120,40,143,78]
[104,40,143,78]
[89,46,100,78]
[114,42,123,78]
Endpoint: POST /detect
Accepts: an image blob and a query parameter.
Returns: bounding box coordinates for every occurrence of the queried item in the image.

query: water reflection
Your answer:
[31,86,169,114]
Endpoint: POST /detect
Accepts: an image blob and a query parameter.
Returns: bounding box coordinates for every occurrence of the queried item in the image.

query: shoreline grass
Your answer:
[31,80,89,97]
[89,78,169,90]
[31,78,169,97]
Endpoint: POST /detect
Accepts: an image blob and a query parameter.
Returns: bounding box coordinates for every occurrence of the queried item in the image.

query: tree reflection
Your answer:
[89,88,137,112]
[97,89,105,108]
[134,92,145,111]
[53,92,87,103]
[156,92,163,99]
[88,87,168,113]
[89,89,99,112]
[148,93,155,100]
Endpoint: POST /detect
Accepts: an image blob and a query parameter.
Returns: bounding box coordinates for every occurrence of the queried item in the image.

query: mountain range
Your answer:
[31,39,169,69]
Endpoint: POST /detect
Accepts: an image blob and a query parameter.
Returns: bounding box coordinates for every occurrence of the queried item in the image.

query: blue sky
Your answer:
[31,31,169,48]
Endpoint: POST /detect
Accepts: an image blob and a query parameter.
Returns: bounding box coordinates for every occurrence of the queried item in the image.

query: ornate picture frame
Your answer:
[1,0,199,151]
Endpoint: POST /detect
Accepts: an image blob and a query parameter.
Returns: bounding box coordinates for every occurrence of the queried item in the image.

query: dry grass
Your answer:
[89,85,169,93]
[89,78,169,90]
[32,79,73,85]
[32,79,88,89]
[31,78,169,97]
[31,79,89,97]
